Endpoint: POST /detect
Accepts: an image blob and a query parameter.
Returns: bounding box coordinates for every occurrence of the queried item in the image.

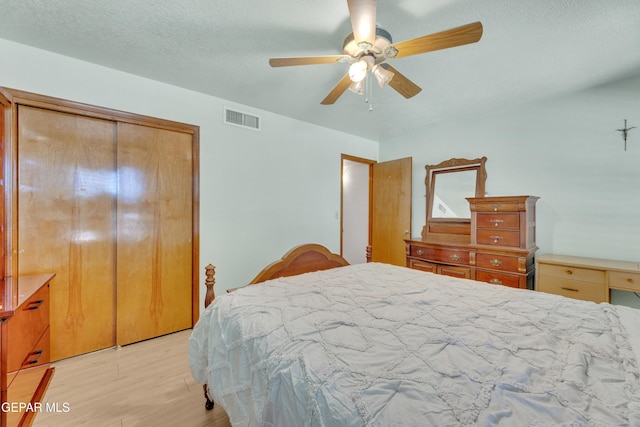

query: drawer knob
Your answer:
[450,254,460,262]
[490,259,503,267]
[416,249,424,256]
[490,235,503,244]
[493,204,498,211]
[561,287,579,292]
[489,219,504,227]
[565,269,573,275]
[489,278,502,285]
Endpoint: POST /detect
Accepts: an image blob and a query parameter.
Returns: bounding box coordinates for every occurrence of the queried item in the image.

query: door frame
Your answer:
[340,154,375,262]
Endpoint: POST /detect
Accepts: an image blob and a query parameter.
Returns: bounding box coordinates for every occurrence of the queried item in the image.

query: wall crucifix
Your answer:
[616,119,636,151]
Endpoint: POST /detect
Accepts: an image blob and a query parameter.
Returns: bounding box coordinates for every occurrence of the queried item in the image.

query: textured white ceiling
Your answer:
[1,0,639,141]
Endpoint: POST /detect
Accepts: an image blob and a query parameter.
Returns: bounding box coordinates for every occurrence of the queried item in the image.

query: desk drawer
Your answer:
[538,263,605,284]
[8,285,49,373]
[537,276,607,303]
[609,271,640,292]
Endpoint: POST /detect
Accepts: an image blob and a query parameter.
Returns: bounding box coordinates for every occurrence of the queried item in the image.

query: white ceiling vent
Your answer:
[224,107,261,131]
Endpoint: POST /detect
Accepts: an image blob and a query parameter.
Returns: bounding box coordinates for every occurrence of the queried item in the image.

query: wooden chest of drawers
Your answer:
[1,274,55,427]
[407,196,539,289]
[468,195,538,251]
[536,254,640,303]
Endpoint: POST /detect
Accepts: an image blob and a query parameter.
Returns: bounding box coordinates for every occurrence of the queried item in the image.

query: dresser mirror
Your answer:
[422,157,487,243]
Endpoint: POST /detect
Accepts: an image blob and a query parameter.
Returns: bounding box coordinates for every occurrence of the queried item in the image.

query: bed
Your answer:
[189,244,640,426]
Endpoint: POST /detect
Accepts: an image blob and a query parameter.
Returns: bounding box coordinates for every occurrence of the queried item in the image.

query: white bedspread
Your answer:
[189,263,640,426]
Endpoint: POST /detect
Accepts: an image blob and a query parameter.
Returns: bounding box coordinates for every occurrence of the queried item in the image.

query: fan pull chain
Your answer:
[365,74,374,111]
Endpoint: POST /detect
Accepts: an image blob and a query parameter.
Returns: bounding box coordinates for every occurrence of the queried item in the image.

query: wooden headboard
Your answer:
[204,243,350,307]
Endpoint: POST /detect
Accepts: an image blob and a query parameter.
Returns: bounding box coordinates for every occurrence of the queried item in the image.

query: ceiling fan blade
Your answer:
[390,22,483,59]
[380,64,422,99]
[321,73,353,105]
[347,0,377,47]
[269,55,348,67]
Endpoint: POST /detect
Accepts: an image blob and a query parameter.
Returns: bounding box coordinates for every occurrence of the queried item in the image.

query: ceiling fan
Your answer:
[269,0,483,105]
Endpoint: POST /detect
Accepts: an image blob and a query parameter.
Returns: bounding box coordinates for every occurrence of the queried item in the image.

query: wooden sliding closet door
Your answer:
[17,106,117,361]
[115,123,193,346]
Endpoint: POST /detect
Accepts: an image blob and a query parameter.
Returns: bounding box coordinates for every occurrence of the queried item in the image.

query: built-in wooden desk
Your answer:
[536,254,640,303]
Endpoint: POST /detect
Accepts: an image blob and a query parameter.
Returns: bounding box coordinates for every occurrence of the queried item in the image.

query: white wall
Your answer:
[380,75,640,308]
[0,38,379,301]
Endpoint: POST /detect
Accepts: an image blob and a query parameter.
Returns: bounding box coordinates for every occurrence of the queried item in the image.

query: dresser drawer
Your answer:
[473,201,521,213]
[609,271,640,292]
[537,276,607,303]
[409,245,469,265]
[408,259,437,273]
[438,265,471,279]
[475,270,521,288]
[476,229,520,247]
[20,328,50,371]
[476,253,519,272]
[6,364,52,427]
[538,263,605,284]
[476,213,520,230]
[7,285,50,373]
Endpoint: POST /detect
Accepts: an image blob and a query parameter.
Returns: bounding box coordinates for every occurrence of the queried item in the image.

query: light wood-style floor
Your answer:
[33,330,231,427]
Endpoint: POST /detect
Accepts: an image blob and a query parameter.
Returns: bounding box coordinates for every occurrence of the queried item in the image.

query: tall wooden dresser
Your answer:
[1,274,55,427]
[406,195,539,289]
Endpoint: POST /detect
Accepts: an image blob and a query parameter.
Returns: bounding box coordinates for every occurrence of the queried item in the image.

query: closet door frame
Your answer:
[0,87,201,324]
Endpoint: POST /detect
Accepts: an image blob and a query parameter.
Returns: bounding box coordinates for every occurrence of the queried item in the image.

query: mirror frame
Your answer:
[421,157,487,243]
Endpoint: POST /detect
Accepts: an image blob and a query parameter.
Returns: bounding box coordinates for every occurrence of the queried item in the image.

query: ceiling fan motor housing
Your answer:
[343,27,393,63]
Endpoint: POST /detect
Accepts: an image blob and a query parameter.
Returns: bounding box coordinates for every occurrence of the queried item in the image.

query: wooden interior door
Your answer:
[116,123,193,346]
[370,157,412,265]
[17,106,117,361]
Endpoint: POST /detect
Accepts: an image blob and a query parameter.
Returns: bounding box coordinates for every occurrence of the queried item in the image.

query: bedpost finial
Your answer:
[204,264,216,307]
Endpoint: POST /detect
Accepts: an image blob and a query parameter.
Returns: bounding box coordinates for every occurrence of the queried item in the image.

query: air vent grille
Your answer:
[224,108,261,131]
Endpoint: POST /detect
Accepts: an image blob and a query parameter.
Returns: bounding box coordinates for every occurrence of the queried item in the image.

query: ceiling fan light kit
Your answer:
[371,64,394,88]
[270,0,483,105]
[349,79,365,95]
[348,56,371,82]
